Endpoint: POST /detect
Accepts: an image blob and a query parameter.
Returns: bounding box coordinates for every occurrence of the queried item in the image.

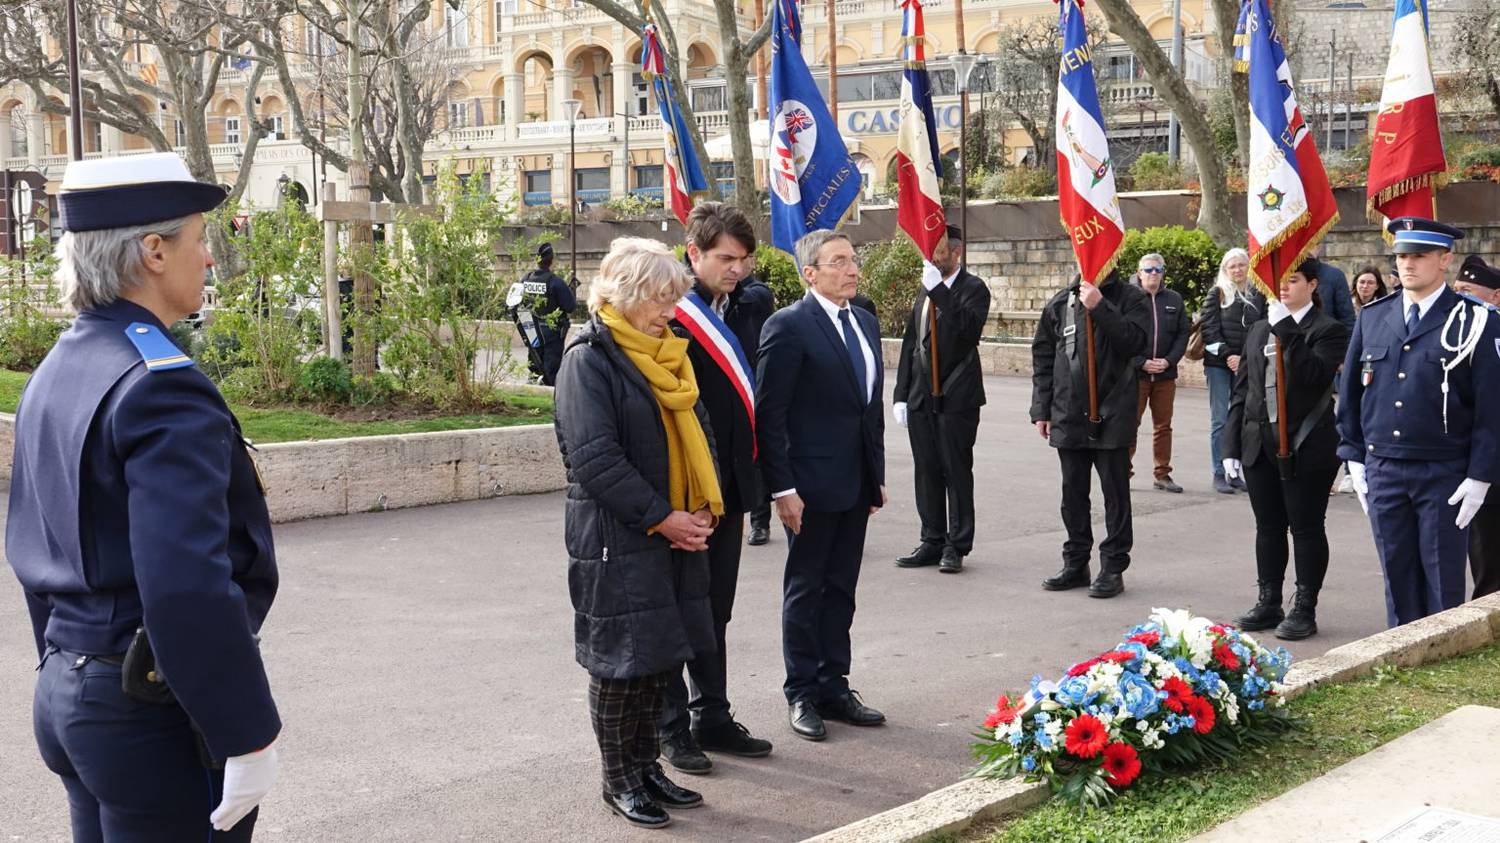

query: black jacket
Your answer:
[1130,285,1190,381]
[894,268,992,412]
[553,318,716,679]
[1030,273,1151,450]
[670,278,768,513]
[521,267,577,340]
[1200,285,1266,370]
[1225,308,1350,466]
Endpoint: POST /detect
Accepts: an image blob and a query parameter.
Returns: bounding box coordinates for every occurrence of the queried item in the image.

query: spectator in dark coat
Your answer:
[554,237,721,830]
[1201,248,1266,494]
[1129,253,1191,493]
[1310,249,1356,330]
[1031,268,1151,598]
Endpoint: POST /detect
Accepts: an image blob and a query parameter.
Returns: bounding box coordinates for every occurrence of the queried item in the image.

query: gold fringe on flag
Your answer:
[1246,208,1341,299]
[1367,170,1447,242]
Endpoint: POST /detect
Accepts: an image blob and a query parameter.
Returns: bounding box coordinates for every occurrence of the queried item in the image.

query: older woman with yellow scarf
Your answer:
[553,237,723,830]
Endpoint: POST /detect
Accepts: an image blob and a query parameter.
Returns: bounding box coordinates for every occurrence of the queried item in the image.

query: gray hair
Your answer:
[794,229,851,273]
[587,236,692,315]
[55,215,194,312]
[1138,252,1165,268]
[1214,247,1252,306]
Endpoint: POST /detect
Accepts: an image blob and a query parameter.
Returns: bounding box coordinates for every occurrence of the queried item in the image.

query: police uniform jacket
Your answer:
[894,268,992,412]
[6,298,281,760]
[1337,287,1500,483]
[1030,273,1151,450]
[1225,307,1351,466]
[522,267,577,340]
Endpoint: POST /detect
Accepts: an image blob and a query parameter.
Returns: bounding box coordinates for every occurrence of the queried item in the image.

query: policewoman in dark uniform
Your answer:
[521,242,578,385]
[6,152,281,840]
[1338,218,1500,627]
[1223,257,1351,640]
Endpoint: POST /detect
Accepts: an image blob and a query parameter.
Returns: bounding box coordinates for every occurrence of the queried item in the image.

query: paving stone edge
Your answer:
[802,593,1500,843]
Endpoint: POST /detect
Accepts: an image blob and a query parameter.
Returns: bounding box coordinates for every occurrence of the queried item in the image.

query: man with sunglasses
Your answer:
[1130,253,1190,493]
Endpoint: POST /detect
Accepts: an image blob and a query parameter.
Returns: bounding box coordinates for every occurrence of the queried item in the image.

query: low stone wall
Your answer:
[0,412,12,485]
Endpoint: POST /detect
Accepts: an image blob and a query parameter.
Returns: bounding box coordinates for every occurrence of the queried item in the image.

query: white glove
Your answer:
[1449,478,1492,530]
[921,261,943,291]
[1347,461,1369,515]
[211,742,279,832]
[893,401,908,428]
[1222,458,1243,482]
[1267,299,1292,325]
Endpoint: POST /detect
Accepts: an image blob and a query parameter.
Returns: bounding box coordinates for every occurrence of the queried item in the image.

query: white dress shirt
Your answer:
[1403,283,1446,321]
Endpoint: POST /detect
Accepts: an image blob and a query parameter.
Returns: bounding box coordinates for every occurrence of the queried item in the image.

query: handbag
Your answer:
[1184,312,1206,362]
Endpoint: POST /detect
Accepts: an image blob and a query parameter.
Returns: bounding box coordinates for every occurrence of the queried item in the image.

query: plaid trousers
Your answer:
[588,672,668,794]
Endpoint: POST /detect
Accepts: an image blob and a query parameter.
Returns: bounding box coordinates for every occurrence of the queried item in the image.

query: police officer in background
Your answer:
[6,153,280,839]
[1454,255,1500,599]
[522,242,578,385]
[1338,218,1500,627]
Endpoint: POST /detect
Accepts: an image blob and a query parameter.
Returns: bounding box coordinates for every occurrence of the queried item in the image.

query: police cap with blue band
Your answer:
[1386,216,1464,254]
[59,152,228,232]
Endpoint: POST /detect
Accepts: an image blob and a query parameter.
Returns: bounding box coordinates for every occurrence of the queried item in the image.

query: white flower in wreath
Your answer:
[1151,607,1196,639]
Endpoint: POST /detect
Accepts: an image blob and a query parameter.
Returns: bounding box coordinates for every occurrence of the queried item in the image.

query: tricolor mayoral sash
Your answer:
[674,290,757,455]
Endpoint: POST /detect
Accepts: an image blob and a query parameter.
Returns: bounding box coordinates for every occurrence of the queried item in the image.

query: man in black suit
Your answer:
[756,229,887,741]
[892,225,991,573]
[658,203,775,774]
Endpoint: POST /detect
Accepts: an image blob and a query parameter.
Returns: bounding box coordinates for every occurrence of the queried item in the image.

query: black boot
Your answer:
[1235,582,1285,631]
[1042,563,1091,591]
[1276,586,1319,640]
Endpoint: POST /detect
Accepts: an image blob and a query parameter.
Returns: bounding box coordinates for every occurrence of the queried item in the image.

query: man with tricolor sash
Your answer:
[659,202,776,774]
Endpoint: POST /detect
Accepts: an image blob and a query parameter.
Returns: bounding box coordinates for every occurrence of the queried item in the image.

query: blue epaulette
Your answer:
[123,323,193,371]
[1459,292,1499,312]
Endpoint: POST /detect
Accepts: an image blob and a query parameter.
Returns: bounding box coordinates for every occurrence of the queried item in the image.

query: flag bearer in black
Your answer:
[1030,268,1151,598]
[892,225,992,573]
[1223,257,1351,640]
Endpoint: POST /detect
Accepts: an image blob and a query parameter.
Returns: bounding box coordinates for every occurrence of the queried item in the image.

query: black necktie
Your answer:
[1406,303,1420,337]
[838,309,867,403]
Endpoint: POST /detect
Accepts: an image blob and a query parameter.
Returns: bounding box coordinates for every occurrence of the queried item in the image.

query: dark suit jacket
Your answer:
[755,293,886,513]
[893,268,991,412]
[1225,307,1350,466]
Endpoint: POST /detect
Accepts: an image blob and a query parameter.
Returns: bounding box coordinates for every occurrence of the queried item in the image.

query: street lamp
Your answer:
[949,51,980,247]
[563,97,583,284]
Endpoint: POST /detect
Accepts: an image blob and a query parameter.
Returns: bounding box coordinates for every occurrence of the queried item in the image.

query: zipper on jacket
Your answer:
[1150,291,1160,380]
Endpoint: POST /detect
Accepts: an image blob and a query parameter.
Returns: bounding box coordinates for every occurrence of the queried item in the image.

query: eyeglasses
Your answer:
[1139,267,1165,274]
[810,257,862,270]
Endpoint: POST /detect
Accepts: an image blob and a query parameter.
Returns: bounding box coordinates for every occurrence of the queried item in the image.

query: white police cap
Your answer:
[59,152,228,232]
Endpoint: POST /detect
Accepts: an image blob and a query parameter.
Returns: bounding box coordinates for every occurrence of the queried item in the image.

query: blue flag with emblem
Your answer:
[767,0,861,257]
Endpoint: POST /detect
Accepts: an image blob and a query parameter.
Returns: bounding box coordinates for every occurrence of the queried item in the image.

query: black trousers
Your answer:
[588,672,668,795]
[540,335,565,386]
[1472,493,1500,599]
[908,407,980,555]
[782,504,869,704]
[663,512,744,735]
[1242,444,1340,592]
[1058,447,1133,573]
[750,501,771,532]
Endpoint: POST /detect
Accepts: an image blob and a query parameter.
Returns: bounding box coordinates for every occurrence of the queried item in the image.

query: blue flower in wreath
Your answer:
[1163,714,1183,735]
[1021,755,1038,772]
[1033,711,1051,726]
[1173,657,1201,683]
[1118,672,1160,720]
[1199,670,1222,693]
[1007,729,1026,747]
[1120,642,1148,668]
[1249,699,1266,711]
[1058,675,1092,707]
[1036,731,1055,751]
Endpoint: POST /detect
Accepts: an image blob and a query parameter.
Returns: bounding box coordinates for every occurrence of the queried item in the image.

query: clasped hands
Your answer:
[656,509,715,551]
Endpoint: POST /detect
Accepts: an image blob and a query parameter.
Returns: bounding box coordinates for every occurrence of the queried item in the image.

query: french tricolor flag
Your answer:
[642,24,708,227]
[893,0,947,260]
[1054,0,1124,284]
[1367,0,1445,225]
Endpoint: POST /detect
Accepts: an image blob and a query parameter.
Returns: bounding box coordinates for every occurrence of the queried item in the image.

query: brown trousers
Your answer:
[1131,378,1177,480]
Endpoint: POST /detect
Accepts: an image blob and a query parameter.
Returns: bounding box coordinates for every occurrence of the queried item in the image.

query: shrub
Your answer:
[599,193,662,220]
[996,167,1057,199]
[1128,152,1187,192]
[857,236,923,337]
[0,237,66,371]
[1117,226,1225,310]
[298,356,353,403]
[1456,143,1500,181]
[352,371,399,406]
[755,244,804,310]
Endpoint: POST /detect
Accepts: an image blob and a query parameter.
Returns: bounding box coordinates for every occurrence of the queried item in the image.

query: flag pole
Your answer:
[1085,308,1100,434]
[1273,251,1291,466]
[827,0,839,123]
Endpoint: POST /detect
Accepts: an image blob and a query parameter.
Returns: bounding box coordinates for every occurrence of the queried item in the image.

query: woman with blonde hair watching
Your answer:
[553,236,722,830]
[1200,248,1266,494]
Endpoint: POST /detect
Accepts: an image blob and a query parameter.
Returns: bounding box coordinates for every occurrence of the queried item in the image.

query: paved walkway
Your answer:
[0,377,1393,842]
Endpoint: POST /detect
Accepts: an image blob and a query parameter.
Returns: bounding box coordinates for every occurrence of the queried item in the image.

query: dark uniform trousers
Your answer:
[1473,493,1500,599]
[909,407,980,555]
[34,649,255,843]
[782,482,870,705]
[1367,455,1472,625]
[663,512,745,734]
[588,672,669,795]
[1058,447,1133,573]
[1242,441,1341,591]
[540,335,566,386]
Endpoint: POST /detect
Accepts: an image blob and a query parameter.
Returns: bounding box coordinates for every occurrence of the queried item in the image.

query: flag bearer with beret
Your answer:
[1337,217,1500,626]
[6,152,281,840]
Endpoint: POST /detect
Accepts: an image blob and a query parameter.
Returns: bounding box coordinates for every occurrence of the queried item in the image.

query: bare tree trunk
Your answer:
[1091,0,1235,244]
[346,0,376,377]
[709,0,773,213]
[1209,0,1250,167]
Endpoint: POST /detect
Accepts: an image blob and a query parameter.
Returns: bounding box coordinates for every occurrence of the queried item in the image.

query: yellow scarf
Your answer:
[599,305,724,518]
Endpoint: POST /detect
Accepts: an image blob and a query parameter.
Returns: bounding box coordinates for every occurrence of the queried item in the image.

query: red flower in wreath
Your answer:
[1101,741,1141,787]
[984,694,1022,729]
[1100,650,1135,665]
[1066,657,1102,677]
[1213,640,1241,671]
[1064,714,1109,758]
[1186,695,1216,734]
[1161,676,1194,713]
[1128,631,1160,647]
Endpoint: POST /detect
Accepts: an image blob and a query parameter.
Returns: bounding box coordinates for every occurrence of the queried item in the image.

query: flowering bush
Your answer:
[971,608,1294,806]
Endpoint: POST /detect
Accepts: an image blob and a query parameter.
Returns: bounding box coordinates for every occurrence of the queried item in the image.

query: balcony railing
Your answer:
[516,117,613,140]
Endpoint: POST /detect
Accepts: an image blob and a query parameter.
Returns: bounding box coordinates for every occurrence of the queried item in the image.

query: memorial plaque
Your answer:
[1375,807,1500,843]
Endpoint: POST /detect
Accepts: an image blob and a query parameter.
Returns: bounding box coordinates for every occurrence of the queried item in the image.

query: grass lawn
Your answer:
[0,369,554,443]
[952,641,1500,843]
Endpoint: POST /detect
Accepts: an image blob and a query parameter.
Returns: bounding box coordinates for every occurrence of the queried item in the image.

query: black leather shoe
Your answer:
[644,763,703,808]
[939,546,964,573]
[603,789,672,828]
[1235,582,1284,631]
[1275,585,1319,640]
[660,728,712,774]
[895,543,943,567]
[1042,565,1091,591]
[818,690,886,726]
[1214,475,1236,494]
[747,525,770,546]
[1153,476,1184,493]
[788,700,827,741]
[694,719,772,757]
[1088,571,1125,598]
[1230,475,1248,491]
